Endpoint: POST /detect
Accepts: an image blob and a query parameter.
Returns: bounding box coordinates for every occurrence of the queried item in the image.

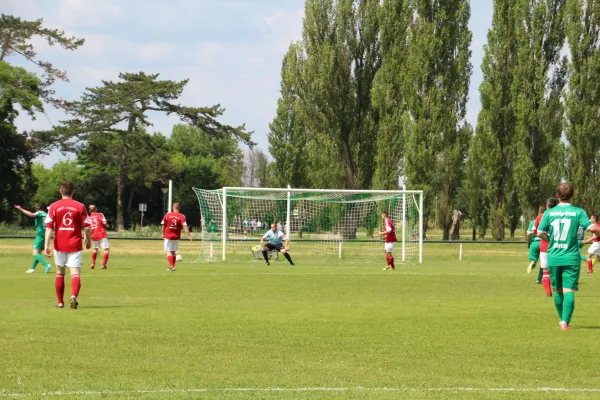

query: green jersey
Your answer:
[538,204,592,266]
[34,211,47,237]
[527,220,540,242]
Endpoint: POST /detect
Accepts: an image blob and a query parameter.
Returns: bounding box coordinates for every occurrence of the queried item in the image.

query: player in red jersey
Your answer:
[531,197,558,296]
[89,205,110,270]
[44,182,91,309]
[376,212,397,271]
[161,203,192,271]
[583,214,600,274]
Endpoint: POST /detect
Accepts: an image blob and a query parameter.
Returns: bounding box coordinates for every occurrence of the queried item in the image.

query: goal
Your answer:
[192,187,423,264]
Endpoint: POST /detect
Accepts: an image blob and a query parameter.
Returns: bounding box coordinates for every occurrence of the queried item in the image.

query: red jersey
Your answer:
[594,223,600,242]
[532,213,548,252]
[162,212,187,240]
[383,218,397,243]
[90,212,108,241]
[45,198,90,253]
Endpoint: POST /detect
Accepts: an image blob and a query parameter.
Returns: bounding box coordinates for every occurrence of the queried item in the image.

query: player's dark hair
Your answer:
[538,206,545,214]
[591,214,599,221]
[556,183,574,201]
[382,211,389,217]
[547,198,558,209]
[59,181,75,196]
[35,203,45,211]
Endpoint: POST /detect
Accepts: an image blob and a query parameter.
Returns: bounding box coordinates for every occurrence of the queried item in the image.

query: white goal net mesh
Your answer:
[193,188,422,264]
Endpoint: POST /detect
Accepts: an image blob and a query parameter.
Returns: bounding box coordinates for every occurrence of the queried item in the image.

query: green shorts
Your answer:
[528,241,540,262]
[33,236,45,251]
[548,264,580,291]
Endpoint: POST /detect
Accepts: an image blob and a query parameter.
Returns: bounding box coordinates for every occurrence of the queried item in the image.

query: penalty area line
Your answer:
[2,387,600,397]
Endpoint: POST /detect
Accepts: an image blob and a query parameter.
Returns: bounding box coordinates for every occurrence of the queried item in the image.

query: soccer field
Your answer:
[1,239,600,400]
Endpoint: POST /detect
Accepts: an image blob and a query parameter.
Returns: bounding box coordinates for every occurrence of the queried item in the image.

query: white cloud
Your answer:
[58,0,123,28]
[136,43,176,62]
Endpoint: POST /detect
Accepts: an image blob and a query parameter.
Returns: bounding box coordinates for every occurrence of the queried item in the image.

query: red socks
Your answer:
[91,251,97,265]
[55,274,65,304]
[542,269,552,296]
[385,254,395,269]
[71,275,81,297]
[588,260,594,273]
[167,255,175,268]
[102,252,109,267]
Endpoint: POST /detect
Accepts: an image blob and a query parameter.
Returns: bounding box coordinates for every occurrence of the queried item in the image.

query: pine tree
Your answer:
[565,0,600,211]
[402,0,472,240]
[45,72,253,230]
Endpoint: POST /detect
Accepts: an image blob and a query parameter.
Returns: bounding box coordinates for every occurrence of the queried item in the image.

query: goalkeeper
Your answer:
[260,224,295,266]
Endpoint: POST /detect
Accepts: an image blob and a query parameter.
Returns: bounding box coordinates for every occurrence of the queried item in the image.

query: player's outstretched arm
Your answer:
[14,205,35,218]
[183,225,192,241]
[590,225,600,236]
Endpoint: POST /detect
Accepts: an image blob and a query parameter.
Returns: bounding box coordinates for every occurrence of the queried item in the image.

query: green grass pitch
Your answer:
[1,239,600,399]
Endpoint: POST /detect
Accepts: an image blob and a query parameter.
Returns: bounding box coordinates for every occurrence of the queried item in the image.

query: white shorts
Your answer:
[385,242,396,252]
[54,250,83,268]
[164,239,179,252]
[93,238,109,249]
[540,252,548,269]
[588,242,600,256]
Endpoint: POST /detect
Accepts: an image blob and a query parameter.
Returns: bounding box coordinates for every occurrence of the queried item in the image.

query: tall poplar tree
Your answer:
[300,0,381,188]
[475,0,518,240]
[371,0,409,190]
[565,0,600,212]
[402,0,472,239]
[512,0,567,216]
[268,43,309,188]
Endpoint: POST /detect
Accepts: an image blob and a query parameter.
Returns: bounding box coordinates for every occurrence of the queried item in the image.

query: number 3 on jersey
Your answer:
[551,219,571,241]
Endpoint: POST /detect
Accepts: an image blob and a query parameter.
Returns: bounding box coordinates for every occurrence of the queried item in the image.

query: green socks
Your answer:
[536,267,543,282]
[553,292,564,319]
[30,259,38,270]
[34,254,47,266]
[581,255,587,262]
[562,292,575,325]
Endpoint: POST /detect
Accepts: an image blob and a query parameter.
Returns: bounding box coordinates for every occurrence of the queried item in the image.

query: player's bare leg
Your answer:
[69,267,81,309]
[167,250,176,271]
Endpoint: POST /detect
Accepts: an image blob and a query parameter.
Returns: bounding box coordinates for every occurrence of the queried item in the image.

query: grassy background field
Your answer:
[1,239,600,399]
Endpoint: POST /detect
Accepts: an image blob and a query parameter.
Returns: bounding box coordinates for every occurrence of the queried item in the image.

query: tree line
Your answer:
[2,1,600,239]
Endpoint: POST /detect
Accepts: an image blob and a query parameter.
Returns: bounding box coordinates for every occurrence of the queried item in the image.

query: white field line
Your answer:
[2,387,600,397]
[0,271,530,280]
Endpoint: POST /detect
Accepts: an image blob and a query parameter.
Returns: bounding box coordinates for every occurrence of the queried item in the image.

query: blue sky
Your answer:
[5,0,493,166]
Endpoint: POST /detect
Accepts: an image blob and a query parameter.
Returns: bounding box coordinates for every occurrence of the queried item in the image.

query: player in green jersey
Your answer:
[536,183,600,330]
[526,206,544,280]
[14,203,52,274]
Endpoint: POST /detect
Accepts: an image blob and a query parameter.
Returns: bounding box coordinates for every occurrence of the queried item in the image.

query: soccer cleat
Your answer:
[383,266,392,271]
[290,263,295,267]
[265,262,271,266]
[168,267,176,272]
[536,280,541,284]
[559,321,569,330]
[56,303,64,309]
[101,265,107,270]
[527,262,535,274]
[45,264,52,274]
[69,297,78,310]
[90,264,95,269]
[26,269,35,273]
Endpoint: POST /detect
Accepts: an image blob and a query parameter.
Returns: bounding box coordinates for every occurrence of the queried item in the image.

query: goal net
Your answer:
[192,187,423,264]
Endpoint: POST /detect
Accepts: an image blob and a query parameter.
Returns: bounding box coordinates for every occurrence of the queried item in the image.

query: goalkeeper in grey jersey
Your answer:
[260,224,295,266]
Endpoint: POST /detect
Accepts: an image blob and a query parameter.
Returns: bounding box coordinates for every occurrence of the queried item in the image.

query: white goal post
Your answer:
[193,186,423,264]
